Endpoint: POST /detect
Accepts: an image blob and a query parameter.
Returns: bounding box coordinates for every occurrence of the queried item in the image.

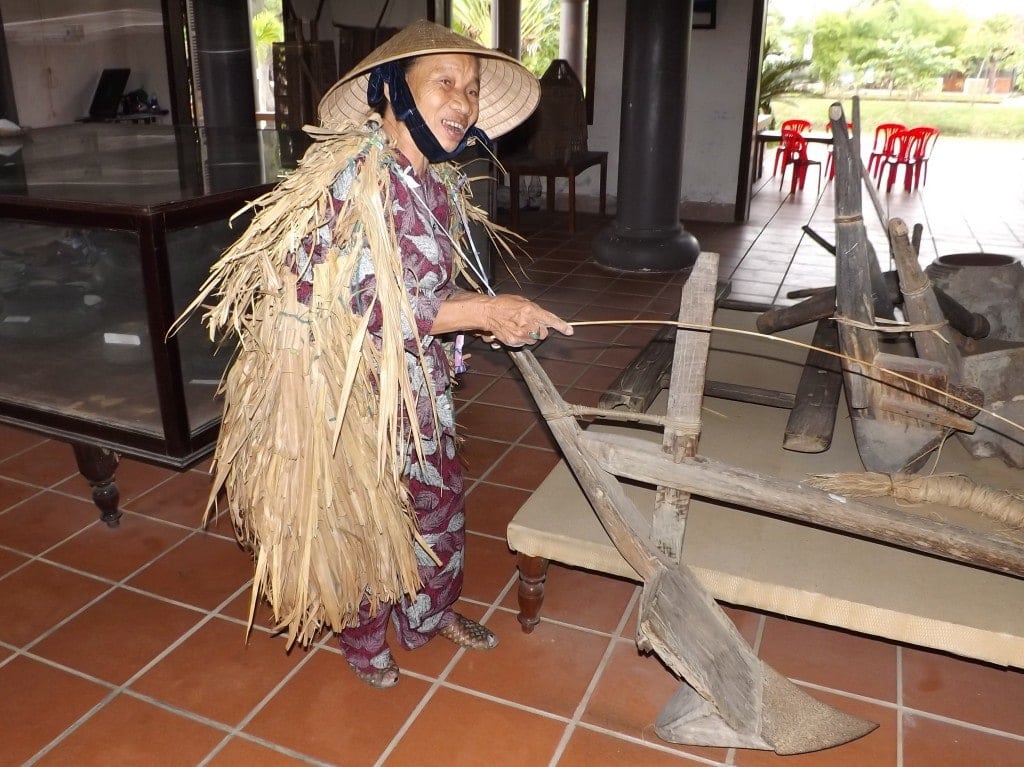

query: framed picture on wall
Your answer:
[693,0,716,29]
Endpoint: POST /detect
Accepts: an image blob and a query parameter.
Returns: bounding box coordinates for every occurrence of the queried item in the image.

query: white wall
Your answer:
[311,0,756,222]
[1,0,756,221]
[586,0,755,222]
[682,0,756,221]
[4,0,169,128]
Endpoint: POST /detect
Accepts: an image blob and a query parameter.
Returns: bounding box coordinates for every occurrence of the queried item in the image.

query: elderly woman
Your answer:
[188,21,571,689]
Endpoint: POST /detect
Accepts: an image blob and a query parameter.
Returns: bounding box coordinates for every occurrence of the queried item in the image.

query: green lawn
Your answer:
[770,96,1024,140]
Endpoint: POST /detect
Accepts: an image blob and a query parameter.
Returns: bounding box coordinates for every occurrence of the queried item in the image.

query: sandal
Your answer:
[439,613,499,650]
[348,655,400,689]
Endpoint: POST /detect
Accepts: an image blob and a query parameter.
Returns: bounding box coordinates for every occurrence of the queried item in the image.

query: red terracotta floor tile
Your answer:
[0,439,79,487]
[583,638,729,764]
[45,512,190,581]
[555,274,614,293]
[559,726,715,767]
[217,584,278,628]
[205,736,314,766]
[460,532,518,604]
[902,647,1024,735]
[458,435,509,480]
[572,361,630,393]
[567,319,626,345]
[55,457,177,505]
[485,444,561,490]
[562,385,604,408]
[902,712,1024,767]
[723,604,764,647]
[456,402,538,442]
[527,357,591,388]
[0,424,45,460]
[458,346,512,376]
[0,655,109,766]
[598,342,651,372]
[447,610,609,718]
[757,616,898,703]
[0,490,97,555]
[733,691,896,766]
[0,560,108,647]
[0,545,28,577]
[500,563,638,634]
[473,375,537,409]
[34,693,225,766]
[385,686,566,766]
[123,468,213,527]
[126,532,252,611]
[32,587,203,685]
[131,616,299,726]
[465,482,532,538]
[520,421,561,451]
[536,337,605,365]
[0,475,39,510]
[244,648,432,766]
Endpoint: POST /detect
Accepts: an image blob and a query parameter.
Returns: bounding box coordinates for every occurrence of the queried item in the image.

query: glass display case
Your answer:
[0,123,310,523]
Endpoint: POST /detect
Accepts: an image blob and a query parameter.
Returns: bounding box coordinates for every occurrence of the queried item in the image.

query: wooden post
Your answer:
[653,252,718,561]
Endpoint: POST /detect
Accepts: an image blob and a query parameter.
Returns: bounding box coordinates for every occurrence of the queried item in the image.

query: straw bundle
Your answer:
[178,121,502,647]
[808,472,1024,530]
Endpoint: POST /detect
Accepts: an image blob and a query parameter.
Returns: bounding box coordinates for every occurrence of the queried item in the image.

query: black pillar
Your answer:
[0,5,18,124]
[191,0,256,127]
[495,0,523,59]
[592,0,700,273]
[190,1,260,192]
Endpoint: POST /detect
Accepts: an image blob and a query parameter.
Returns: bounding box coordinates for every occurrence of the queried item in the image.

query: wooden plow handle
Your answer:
[509,321,875,754]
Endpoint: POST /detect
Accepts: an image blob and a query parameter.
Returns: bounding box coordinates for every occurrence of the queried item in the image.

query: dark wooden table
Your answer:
[503,150,607,233]
[755,130,833,179]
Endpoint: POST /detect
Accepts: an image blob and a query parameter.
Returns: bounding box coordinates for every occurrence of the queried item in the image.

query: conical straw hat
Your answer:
[318,19,540,139]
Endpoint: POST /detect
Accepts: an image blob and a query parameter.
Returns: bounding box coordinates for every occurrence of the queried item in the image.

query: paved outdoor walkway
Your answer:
[694,136,1024,308]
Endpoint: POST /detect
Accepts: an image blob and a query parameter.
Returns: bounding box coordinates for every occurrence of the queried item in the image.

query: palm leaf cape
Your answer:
[180,120,506,647]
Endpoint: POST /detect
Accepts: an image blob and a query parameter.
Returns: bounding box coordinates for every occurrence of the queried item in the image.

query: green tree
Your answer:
[251,2,284,113]
[809,12,851,92]
[877,37,957,96]
[452,0,563,78]
[961,14,1024,87]
[759,37,813,119]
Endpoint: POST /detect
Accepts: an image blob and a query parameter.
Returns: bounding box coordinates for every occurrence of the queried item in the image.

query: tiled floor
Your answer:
[2,136,1023,766]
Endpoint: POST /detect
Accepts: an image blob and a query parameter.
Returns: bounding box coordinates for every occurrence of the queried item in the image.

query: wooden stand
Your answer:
[504,150,607,233]
[508,253,879,754]
[506,249,1024,751]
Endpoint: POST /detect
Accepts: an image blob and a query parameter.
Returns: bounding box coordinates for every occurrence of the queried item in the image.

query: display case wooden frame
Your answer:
[0,124,307,523]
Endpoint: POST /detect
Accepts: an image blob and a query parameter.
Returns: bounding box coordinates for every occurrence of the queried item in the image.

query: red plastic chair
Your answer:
[778,129,821,194]
[781,119,812,133]
[867,123,906,179]
[824,121,853,180]
[772,119,813,176]
[908,126,939,189]
[877,129,922,193]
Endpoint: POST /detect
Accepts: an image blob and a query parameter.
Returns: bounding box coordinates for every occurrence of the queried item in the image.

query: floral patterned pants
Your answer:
[339,433,465,674]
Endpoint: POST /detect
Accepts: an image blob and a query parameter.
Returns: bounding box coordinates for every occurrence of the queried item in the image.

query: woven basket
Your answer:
[527,59,587,161]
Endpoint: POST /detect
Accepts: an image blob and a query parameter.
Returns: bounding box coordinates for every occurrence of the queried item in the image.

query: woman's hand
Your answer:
[433,292,573,347]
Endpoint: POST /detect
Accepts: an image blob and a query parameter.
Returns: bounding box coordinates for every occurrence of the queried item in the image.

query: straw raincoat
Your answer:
[182,21,542,650]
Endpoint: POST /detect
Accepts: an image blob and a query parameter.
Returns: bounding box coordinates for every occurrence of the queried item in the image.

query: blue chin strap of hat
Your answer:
[367,61,492,163]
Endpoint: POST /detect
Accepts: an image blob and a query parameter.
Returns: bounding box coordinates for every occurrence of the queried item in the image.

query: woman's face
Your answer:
[404,53,481,152]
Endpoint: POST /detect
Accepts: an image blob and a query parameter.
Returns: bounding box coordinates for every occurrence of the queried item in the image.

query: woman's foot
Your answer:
[348,653,400,689]
[439,613,499,650]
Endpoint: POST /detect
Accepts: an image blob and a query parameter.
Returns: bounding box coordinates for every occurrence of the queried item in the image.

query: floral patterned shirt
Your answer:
[291,136,461,478]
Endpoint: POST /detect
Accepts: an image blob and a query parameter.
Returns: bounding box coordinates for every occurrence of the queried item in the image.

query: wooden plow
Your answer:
[756,100,985,472]
[508,250,1024,752]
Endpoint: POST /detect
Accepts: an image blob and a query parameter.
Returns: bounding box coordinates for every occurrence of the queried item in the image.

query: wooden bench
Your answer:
[503,150,607,233]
